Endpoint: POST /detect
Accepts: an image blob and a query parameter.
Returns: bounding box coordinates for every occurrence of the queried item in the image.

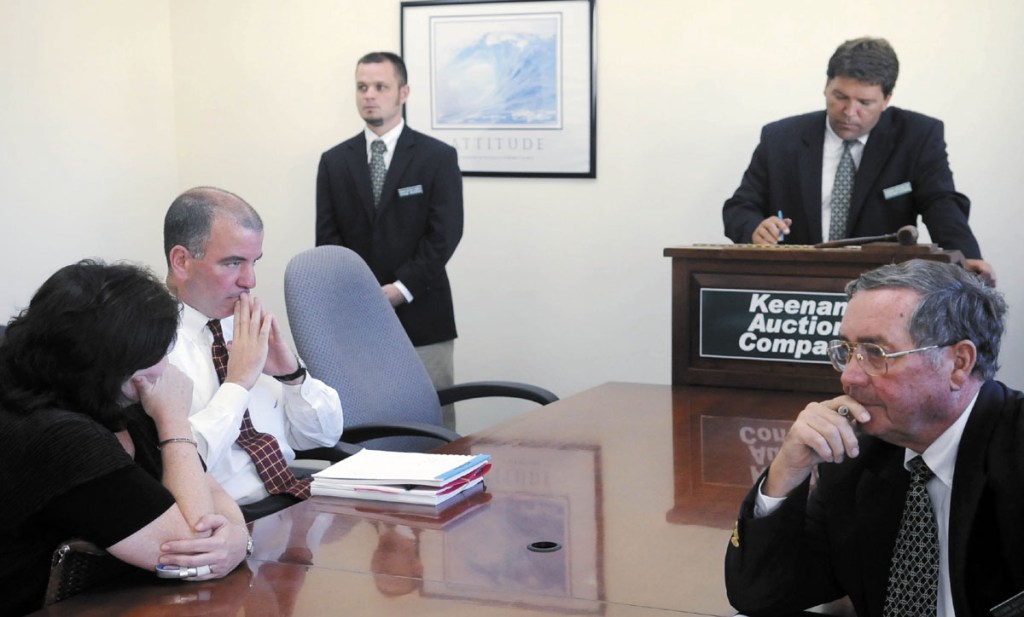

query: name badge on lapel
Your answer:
[883,181,912,200]
[398,185,424,198]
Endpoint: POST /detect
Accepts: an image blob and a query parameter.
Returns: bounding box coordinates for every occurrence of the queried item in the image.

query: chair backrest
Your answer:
[45,538,133,606]
[285,245,443,451]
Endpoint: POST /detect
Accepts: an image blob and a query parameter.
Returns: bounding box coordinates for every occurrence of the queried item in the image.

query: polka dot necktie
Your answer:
[882,456,939,617]
[207,320,311,500]
[370,139,387,207]
[828,140,857,241]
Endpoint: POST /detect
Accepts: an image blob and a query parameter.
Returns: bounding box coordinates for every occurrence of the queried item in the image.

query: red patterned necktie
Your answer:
[207,319,311,500]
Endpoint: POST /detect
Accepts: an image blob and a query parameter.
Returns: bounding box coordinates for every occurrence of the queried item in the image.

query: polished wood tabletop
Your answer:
[30,382,838,617]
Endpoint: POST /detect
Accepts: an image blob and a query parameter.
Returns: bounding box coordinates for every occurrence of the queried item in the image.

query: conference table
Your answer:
[30,382,852,617]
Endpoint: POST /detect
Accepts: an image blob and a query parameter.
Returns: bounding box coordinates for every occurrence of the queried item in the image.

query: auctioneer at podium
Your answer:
[720,36,996,287]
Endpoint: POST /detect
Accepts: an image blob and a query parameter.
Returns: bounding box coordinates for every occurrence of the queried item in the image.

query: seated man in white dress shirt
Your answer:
[163,186,343,511]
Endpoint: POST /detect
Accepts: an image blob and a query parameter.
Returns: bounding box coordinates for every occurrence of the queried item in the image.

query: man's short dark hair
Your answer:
[827,37,899,97]
[0,260,180,429]
[357,51,408,86]
[163,186,263,267]
[846,259,1007,379]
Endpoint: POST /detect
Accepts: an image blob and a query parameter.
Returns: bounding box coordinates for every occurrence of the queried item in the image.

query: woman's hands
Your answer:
[136,362,195,440]
[159,514,249,581]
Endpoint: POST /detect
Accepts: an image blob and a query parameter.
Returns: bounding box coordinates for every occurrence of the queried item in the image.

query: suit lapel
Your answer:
[854,442,908,616]
[798,115,826,243]
[850,109,896,230]
[378,129,416,214]
[948,381,1000,614]
[345,134,376,220]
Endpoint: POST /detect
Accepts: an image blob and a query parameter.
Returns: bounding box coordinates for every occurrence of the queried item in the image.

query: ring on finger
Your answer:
[837,405,851,418]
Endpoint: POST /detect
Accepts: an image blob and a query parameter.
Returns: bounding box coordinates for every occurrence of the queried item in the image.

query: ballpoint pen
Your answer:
[777,210,785,242]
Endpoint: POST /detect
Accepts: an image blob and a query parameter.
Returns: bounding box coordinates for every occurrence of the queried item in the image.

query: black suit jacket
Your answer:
[316,127,464,346]
[722,107,982,258]
[724,380,1024,617]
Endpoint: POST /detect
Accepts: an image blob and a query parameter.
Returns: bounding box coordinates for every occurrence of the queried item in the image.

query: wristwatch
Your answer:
[273,360,307,383]
[245,532,254,557]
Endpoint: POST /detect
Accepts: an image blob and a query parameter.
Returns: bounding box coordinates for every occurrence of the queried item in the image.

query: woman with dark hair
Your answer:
[0,260,249,616]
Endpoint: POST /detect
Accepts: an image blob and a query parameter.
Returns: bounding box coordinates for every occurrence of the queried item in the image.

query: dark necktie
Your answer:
[883,456,939,617]
[370,139,387,207]
[828,139,857,241]
[207,320,311,500]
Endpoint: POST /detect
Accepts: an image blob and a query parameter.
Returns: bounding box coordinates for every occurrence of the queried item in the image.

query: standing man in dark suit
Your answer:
[722,37,996,286]
[724,259,1023,617]
[316,51,464,429]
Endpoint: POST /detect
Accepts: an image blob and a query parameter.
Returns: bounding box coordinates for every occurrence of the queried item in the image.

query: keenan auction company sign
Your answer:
[699,288,847,364]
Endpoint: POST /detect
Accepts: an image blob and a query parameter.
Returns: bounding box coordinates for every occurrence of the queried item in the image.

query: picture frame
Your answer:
[401,0,597,178]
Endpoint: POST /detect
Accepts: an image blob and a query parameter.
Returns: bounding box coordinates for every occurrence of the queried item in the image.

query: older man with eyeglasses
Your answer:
[724,259,1024,617]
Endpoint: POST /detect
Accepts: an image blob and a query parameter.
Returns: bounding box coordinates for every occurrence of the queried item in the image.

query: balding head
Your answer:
[163,186,263,267]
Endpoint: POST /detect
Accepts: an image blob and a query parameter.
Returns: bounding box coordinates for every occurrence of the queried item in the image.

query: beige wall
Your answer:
[0,0,178,301]
[2,0,1022,433]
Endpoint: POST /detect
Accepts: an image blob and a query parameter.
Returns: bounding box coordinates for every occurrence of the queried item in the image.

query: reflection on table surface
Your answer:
[32,564,726,617]
[31,382,839,617]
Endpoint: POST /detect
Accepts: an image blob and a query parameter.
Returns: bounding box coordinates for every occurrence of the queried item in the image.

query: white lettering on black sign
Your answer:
[699,289,847,364]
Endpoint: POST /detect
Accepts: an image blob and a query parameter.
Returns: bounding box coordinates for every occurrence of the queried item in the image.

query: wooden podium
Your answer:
[663,243,965,393]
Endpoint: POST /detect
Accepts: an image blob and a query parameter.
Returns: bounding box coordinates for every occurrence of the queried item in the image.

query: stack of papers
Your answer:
[311,449,492,507]
[312,482,492,528]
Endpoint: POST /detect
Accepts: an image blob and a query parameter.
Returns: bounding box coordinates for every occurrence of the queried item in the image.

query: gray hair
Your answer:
[846,259,1006,379]
[163,186,263,266]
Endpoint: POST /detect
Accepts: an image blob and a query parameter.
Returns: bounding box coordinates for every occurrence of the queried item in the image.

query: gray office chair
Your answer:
[284,245,558,457]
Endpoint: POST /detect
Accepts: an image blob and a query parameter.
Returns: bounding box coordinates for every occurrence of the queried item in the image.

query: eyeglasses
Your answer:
[827,340,951,376]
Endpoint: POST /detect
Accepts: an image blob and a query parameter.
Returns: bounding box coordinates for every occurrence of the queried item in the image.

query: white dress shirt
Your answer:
[912,393,976,617]
[820,122,867,240]
[169,304,344,504]
[363,120,403,168]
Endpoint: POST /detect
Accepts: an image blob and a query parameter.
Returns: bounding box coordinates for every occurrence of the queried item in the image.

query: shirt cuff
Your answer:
[393,280,413,303]
[753,477,787,518]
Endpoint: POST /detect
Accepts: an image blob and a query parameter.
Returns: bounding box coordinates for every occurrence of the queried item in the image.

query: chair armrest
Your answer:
[295,422,461,464]
[343,421,462,444]
[437,381,559,407]
[294,441,363,463]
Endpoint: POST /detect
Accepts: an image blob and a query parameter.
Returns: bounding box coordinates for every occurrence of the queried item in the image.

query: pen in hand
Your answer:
[777,210,786,242]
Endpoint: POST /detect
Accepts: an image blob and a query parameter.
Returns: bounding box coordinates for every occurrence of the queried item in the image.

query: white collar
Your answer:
[364,120,404,154]
[909,390,981,489]
[824,118,869,149]
[178,303,232,344]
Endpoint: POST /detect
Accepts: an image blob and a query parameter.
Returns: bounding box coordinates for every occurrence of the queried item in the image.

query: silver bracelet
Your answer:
[158,437,198,449]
